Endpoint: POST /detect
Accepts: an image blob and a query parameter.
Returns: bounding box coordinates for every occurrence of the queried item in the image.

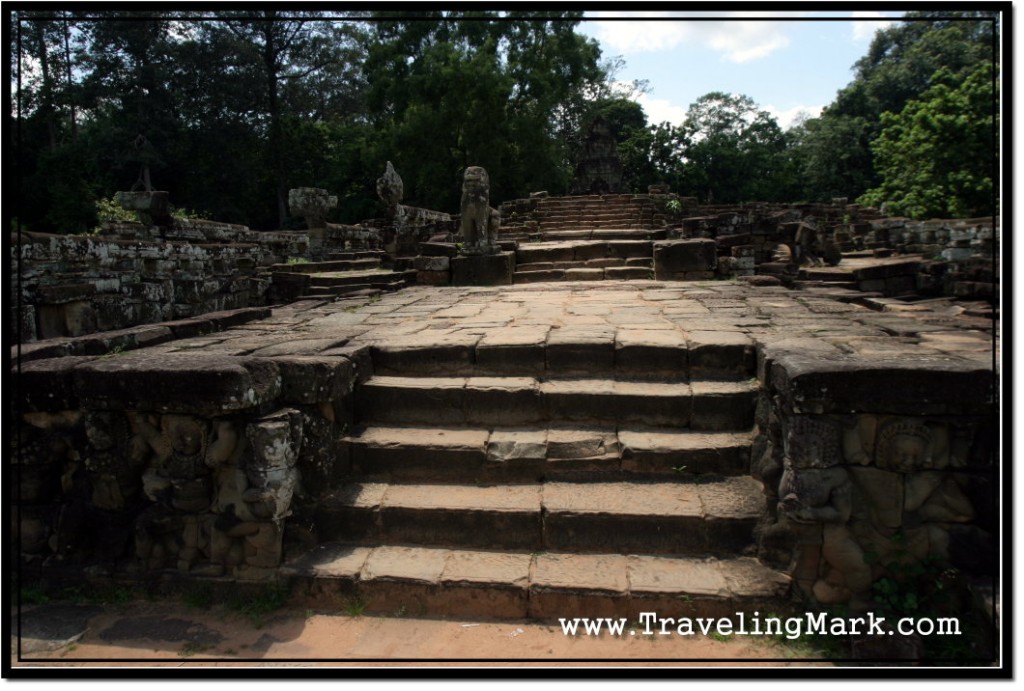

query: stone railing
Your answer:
[752,337,995,608]
[12,221,310,343]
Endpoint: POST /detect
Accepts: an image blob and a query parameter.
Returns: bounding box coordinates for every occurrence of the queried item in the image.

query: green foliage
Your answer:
[95,195,137,224]
[227,584,289,628]
[676,92,790,203]
[859,61,996,219]
[342,597,367,617]
[791,12,998,203]
[182,584,214,610]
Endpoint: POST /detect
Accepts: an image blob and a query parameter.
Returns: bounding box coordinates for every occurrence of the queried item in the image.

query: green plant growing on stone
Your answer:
[286,257,311,265]
[342,597,367,617]
[169,205,206,221]
[863,532,957,621]
[94,195,138,225]
[183,584,214,611]
[227,584,289,628]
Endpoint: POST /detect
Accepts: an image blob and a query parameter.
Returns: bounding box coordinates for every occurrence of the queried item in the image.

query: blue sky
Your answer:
[576,11,905,130]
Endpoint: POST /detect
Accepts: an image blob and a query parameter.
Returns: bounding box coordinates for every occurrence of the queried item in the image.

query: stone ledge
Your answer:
[759,340,994,415]
[71,352,282,414]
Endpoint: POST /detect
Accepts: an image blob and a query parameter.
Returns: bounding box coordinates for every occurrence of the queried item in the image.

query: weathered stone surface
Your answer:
[653,240,716,277]
[487,428,547,463]
[450,252,514,286]
[687,330,755,380]
[614,328,687,378]
[73,353,281,414]
[618,429,752,475]
[361,545,447,583]
[545,326,615,374]
[475,326,549,375]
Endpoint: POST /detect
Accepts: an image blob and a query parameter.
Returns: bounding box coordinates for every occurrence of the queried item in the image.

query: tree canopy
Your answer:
[12,11,1001,233]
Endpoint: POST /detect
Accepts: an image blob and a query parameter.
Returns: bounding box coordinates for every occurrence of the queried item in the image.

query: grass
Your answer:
[342,597,367,617]
[226,584,289,628]
[182,584,214,611]
[19,584,50,605]
[178,641,211,658]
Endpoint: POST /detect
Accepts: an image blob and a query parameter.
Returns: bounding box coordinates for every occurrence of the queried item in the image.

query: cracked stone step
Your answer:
[357,376,757,429]
[341,424,753,480]
[283,543,788,621]
[313,477,764,555]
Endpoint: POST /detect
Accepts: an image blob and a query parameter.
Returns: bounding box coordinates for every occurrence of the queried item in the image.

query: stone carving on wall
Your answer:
[459,166,500,255]
[757,407,990,608]
[776,415,872,605]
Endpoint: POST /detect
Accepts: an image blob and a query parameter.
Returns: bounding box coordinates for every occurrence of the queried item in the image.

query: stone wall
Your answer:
[752,337,995,608]
[12,220,309,343]
[14,345,369,583]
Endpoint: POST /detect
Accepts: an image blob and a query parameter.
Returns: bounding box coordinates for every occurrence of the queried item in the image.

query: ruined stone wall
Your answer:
[752,338,995,608]
[14,345,369,583]
[12,221,310,343]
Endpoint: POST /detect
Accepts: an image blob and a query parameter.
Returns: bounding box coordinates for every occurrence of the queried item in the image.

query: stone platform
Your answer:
[13,279,997,621]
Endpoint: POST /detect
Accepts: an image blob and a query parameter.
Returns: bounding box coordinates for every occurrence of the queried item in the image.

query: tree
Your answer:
[859,61,996,219]
[794,12,999,203]
[677,92,788,204]
[207,11,363,226]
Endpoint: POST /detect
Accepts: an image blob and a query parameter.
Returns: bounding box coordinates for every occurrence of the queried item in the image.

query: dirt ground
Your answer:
[10,598,832,670]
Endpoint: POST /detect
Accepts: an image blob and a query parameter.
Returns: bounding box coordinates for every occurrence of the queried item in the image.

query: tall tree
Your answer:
[677,92,787,204]
[208,11,362,225]
[859,61,996,219]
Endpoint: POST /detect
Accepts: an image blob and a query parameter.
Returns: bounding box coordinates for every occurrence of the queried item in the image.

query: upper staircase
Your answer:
[503,195,668,285]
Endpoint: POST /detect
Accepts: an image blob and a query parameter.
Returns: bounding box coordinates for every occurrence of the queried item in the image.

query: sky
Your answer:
[576,10,905,130]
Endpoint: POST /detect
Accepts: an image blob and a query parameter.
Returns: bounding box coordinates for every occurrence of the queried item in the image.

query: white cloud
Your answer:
[590,12,793,63]
[635,93,689,127]
[851,11,897,41]
[764,104,824,130]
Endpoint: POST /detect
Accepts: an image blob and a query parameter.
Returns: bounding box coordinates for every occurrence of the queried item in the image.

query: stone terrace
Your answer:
[15,280,996,621]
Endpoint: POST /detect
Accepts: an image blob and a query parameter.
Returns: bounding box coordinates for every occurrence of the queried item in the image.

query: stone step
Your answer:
[516,240,652,264]
[515,259,653,273]
[370,331,755,380]
[304,282,406,299]
[356,376,757,430]
[283,543,789,621]
[309,269,417,288]
[268,258,381,274]
[343,424,754,480]
[328,250,386,261]
[312,476,764,555]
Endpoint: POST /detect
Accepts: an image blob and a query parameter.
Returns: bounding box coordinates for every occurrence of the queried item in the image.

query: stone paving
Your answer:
[142,279,995,365]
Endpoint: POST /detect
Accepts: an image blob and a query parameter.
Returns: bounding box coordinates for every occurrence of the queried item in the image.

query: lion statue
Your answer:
[460,166,499,253]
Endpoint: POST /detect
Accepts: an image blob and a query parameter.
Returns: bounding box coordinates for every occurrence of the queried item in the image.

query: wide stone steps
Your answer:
[289,327,783,621]
[283,543,790,620]
[312,477,763,555]
[514,266,654,284]
[357,376,757,430]
[342,424,754,480]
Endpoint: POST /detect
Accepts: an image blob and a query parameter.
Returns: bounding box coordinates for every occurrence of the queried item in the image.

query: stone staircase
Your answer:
[505,195,667,285]
[283,331,790,621]
[269,251,416,301]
